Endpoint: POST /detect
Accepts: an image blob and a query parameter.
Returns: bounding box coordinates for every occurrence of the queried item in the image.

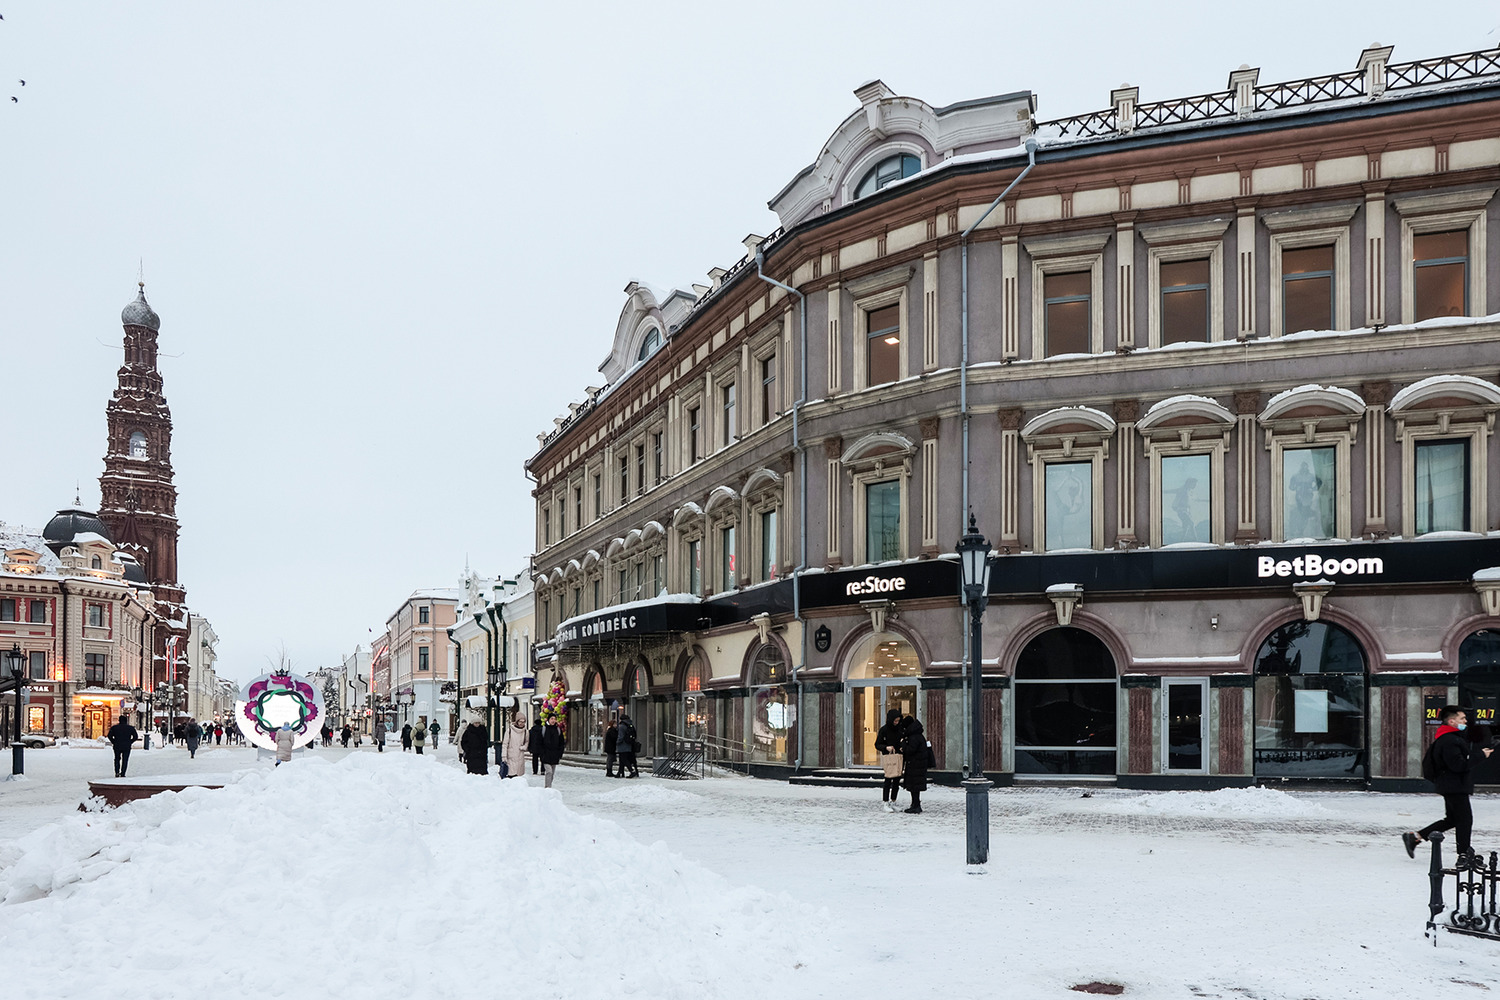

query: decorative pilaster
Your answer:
[919,417,940,555]
[1001,233,1020,359]
[1236,206,1257,339]
[922,252,939,372]
[1234,391,1261,542]
[826,283,842,395]
[998,409,1022,551]
[1114,399,1138,546]
[1114,216,1135,350]
[1364,189,1387,326]
[824,436,843,567]
[1362,380,1391,536]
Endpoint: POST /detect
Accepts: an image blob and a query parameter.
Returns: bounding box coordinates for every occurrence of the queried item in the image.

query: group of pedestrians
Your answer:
[874,709,933,814]
[452,713,564,786]
[603,713,641,778]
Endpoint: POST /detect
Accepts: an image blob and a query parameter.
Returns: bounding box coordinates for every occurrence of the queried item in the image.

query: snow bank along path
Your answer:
[0,754,829,999]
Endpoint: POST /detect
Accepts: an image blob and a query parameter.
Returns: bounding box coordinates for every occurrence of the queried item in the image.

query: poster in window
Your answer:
[1045,462,1092,550]
[1294,689,1329,733]
[1161,453,1211,544]
[1283,447,1336,540]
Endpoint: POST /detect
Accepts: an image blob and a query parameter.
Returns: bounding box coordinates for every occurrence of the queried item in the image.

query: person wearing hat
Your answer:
[459,713,489,775]
[616,712,640,779]
[275,722,295,766]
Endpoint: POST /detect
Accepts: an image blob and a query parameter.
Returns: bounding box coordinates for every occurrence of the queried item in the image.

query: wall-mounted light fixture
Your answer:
[1210,615,1219,630]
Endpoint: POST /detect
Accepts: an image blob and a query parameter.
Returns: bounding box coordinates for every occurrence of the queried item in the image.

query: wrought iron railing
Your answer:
[1039,47,1500,140]
[1425,833,1500,942]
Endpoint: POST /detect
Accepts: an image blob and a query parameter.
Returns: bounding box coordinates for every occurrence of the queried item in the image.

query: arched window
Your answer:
[682,653,713,739]
[749,643,788,687]
[853,153,921,200]
[128,432,148,460]
[1252,621,1366,778]
[636,327,662,362]
[749,643,794,762]
[1014,628,1117,775]
[90,555,103,569]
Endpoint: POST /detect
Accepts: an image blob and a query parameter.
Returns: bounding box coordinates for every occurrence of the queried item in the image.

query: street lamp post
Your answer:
[8,643,27,776]
[956,514,994,866]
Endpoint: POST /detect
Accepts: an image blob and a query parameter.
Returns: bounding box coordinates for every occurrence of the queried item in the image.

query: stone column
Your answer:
[1234,391,1261,542]
[1362,380,1391,536]
[1114,399,1139,547]
[919,416,940,555]
[997,409,1022,552]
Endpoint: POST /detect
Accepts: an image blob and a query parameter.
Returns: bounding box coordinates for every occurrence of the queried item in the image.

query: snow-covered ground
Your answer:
[2,743,1498,999]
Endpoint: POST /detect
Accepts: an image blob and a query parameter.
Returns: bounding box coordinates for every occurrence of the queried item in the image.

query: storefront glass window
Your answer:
[847,634,920,767]
[1160,453,1210,544]
[1044,462,1092,550]
[749,643,793,762]
[1283,446,1336,539]
[1415,439,1469,534]
[1013,627,1117,775]
[1459,629,1500,784]
[720,526,736,592]
[760,509,777,580]
[1253,621,1366,778]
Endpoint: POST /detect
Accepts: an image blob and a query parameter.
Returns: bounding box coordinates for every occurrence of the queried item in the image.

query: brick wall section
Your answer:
[1218,687,1244,774]
[1128,688,1154,773]
[1381,686,1408,778]
[926,689,946,769]
[983,688,1004,771]
[819,691,837,767]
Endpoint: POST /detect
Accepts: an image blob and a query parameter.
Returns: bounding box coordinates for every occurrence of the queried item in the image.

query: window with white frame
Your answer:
[720,383,737,448]
[1262,204,1354,338]
[759,508,778,580]
[1025,232,1110,359]
[865,304,901,386]
[1390,374,1500,538]
[1413,439,1470,533]
[686,537,702,596]
[1021,407,1114,551]
[1260,386,1362,542]
[87,603,105,628]
[1141,219,1227,347]
[760,354,778,426]
[853,153,920,199]
[719,525,736,593]
[1137,395,1234,547]
[843,433,915,564]
[1393,188,1492,325]
[1043,462,1094,550]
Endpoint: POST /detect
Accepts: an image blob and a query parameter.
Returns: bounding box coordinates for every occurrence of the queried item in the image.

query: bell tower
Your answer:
[98,284,188,684]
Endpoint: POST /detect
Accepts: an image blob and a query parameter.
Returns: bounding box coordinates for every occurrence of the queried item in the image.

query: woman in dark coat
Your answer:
[874,709,904,811]
[400,723,413,752]
[900,715,930,814]
[459,717,489,775]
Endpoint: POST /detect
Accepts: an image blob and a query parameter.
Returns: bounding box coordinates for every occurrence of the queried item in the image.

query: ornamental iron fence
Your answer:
[1425,833,1500,943]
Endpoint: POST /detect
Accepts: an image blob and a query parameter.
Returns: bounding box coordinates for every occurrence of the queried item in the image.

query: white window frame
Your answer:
[1145,436,1228,547]
[851,469,908,565]
[1028,242,1107,359]
[1267,430,1355,542]
[1030,449,1108,552]
[1262,205,1354,338]
[1396,419,1489,538]
[1393,188,1493,325]
[853,286,909,390]
[1146,240,1225,348]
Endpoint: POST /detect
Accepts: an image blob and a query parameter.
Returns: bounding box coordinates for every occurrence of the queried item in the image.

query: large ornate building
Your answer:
[529,43,1500,791]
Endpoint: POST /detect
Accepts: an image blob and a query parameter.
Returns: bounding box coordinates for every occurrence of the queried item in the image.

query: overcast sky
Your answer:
[3,2,1495,682]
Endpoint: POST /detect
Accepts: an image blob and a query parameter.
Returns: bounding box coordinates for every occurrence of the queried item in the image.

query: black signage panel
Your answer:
[797,559,960,607]
[552,600,729,652]
[1470,694,1497,727]
[814,625,832,653]
[1425,694,1447,726]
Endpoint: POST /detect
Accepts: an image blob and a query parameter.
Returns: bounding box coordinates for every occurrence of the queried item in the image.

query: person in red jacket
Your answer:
[1404,705,1494,858]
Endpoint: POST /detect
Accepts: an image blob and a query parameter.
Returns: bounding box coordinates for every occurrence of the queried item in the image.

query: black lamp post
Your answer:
[956,514,993,865]
[8,643,26,776]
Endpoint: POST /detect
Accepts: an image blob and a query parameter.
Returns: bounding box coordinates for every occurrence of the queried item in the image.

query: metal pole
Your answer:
[11,672,23,776]
[964,595,990,865]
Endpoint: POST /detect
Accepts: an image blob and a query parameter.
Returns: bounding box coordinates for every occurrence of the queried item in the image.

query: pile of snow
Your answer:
[1100,786,1333,819]
[0,755,824,998]
[581,784,702,806]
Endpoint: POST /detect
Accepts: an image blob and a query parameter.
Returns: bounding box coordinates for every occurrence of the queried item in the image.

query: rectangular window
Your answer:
[689,406,702,463]
[652,432,664,485]
[687,539,702,595]
[636,444,646,497]
[28,706,44,731]
[619,455,629,503]
[721,526,737,592]
[652,554,664,596]
[760,509,778,580]
[543,507,551,546]
[87,603,104,628]
[557,500,565,536]
[1043,272,1091,356]
[1282,245,1335,335]
[1415,439,1470,534]
[866,305,900,386]
[1044,462,1093,550]
[592,579,600,610]
[760,355,778,424]
[419,606,429,625]
[27,600,45,624]
[1413,230,1468,322]
[721,384,737,447]
[1160,454,1211,545]
[593,474,602,520]
[0,598,13,622]
[29,650,46,680]
[84,652,107,685]
[572,587,581,617]
[617,569,629,604]
[1283,446,1337,540]
[418,647,429,672]
[865,481,901,562]
[634,563,644,601]
[557,595,565,627]
[1160,259,1211,344]
[574,486,583,528]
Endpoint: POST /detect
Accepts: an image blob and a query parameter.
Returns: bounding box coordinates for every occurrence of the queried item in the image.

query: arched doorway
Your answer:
[844,633,921,767]
[1459,629,1500,784]
[625,660,652,757]
[1014,627,1117,775]
[748,642,794,762]
[1252,620,1367,778]
[681,653,713,740]
[584,668,609,756]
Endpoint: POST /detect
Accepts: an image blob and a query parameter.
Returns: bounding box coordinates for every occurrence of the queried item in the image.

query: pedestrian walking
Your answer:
[107,715,139,777]
[412,721,427,755]
[373,716,387,752]
[274,722,295,766]
[603,717,619,777]
[1404,705,1494,858]
[159,721,168,745]
[900,714,932,814]
[501,712,528,779]
[340,724,352,748]
[616,713,640,778]
[401,723,413,752]
[875,708,904,812]
[529,718,544,774]
[539,721,565,788]
[185,719,203,759]
[459,715,489,775]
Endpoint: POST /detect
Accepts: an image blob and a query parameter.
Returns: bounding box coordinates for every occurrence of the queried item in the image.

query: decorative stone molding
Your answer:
[860,599,894,635]
[1047,584,1084,626]
[1293,581,1333,621]
[1474,573,1500,617]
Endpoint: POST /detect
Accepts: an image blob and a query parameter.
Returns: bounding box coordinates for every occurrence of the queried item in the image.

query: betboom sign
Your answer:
[846,574,908,597]
[1256,552,1384,579]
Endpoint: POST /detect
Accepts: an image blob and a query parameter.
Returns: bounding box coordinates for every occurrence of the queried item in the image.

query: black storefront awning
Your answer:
[552,598,734,653]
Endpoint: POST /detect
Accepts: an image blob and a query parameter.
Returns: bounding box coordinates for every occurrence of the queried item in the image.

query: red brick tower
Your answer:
[98,284,189,688]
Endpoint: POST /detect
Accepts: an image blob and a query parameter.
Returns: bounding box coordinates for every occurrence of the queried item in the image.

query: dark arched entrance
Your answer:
[1014,628,1117,775]
[1459,629,1500,784]
[1253,621,1367,778]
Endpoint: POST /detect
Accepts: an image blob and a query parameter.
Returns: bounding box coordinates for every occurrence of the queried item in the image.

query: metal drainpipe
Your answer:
[958,138,1037,775]
[474,612,492,750]
[754,250,808,773]
[59,579,68,738]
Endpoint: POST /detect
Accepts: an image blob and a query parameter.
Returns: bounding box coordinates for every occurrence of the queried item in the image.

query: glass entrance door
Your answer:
[847,681,919,766]
[1163,679,1207,773]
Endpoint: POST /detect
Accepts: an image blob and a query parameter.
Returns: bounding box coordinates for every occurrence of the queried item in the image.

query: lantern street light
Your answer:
[7,643,26,776]
[956,514,994,866]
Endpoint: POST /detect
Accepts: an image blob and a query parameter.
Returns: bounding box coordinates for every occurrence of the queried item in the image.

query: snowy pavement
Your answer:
[2,744,1498,999]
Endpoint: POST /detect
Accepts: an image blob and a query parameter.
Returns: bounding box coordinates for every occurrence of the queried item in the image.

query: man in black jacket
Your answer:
[528,719,544,774]
[459,717,489,775]
[107,715,139,777]
[1405,705,1493,858]
[539,722,565,788]
[616,713,639,778]
[603,718,619,778]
